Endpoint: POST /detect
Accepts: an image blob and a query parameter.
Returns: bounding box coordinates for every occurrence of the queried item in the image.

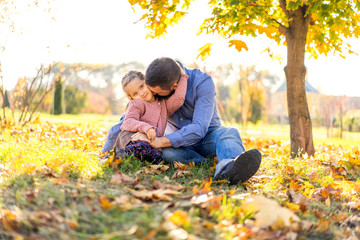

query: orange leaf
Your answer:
[67,219,79,229]
[229,40,248,52]
[99,195,115,209]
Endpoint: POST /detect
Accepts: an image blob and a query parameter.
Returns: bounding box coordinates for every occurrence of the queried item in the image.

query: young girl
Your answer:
[115,70,188,164]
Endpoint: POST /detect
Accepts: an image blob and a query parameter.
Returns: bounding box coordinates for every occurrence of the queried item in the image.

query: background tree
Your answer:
[64,86,87,114]
[52,76,64,115]
[3,90,10,108]
[129,0,360,157]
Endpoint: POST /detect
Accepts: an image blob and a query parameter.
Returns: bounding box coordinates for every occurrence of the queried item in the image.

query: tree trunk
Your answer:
[284,6,315,157]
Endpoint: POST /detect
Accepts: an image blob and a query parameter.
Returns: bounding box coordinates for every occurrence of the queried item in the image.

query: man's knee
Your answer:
[219,127,241,140]
[162,147,178,163]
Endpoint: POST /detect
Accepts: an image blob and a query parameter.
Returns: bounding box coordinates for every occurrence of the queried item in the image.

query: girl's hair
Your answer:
[121,71,145,89]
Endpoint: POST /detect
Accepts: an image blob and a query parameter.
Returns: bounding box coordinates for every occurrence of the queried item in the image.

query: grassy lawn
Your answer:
[1,114,360,239]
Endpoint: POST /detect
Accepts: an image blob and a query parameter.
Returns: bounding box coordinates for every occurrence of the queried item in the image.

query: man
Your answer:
[102,57,261,185]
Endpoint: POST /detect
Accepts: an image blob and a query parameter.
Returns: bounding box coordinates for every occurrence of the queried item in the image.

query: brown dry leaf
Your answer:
[126,187,181,201]
[110,172,140,185]
[114,195,133,210]
[150,164,169,171]
[171,169,193,179]
[135,164,169,175]
[311,184,343,201]
[152,180,184,191]
[330,162,347,179]
[286,189,311,212]
[242,195,300,229]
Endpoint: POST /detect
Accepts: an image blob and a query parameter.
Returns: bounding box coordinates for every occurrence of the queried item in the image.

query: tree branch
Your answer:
[269,18,288,36]
[279,0,290,18]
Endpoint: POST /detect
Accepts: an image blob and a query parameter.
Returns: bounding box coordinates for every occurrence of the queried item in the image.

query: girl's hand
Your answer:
[146,128,156,141]
[131,132,150,143]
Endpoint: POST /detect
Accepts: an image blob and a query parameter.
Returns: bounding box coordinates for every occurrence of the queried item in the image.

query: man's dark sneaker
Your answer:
[214,149,262,185]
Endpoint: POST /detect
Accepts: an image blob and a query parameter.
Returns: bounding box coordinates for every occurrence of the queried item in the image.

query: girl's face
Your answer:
[124,77,155,102]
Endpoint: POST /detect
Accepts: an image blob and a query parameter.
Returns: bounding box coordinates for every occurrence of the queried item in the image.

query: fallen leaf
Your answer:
[171,169,193,179]
[169,210,189,226]
[242,195,300,229]
[67,219,79,229]
[136,165,169,175]
[110,172,139,185]
[152,180,184,191]
[126,188,181,202]
[99,195,115,209]
[173,161,188,169]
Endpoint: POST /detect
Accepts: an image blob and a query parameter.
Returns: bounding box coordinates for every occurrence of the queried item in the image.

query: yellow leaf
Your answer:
[169,210,189,226]
[229,40,248,52]
[196,43,213,61]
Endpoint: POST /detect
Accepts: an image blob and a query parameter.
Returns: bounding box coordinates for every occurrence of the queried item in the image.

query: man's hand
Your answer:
[146,128,156,141]
[131,133,172,149]
[148,136,172,149]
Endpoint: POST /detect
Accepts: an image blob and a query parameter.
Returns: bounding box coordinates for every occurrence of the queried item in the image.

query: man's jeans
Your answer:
[162,126,245,177]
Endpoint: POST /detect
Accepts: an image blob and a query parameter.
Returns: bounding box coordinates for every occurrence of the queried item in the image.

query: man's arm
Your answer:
[166,76,216,148]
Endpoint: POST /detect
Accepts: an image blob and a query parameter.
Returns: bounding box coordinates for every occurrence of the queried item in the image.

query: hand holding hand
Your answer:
[146,128,156,141]
[131,132,150,143]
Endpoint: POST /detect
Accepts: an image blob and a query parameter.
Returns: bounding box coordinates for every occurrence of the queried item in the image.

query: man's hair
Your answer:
[121,70,145,89]
[145,57,181,90]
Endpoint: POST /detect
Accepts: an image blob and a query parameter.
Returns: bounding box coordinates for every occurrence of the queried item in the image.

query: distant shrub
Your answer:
[64,86,87,114]
[344,110,360,132]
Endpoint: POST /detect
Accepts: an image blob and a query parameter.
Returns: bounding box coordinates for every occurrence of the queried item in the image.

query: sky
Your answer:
[2,0,360,97]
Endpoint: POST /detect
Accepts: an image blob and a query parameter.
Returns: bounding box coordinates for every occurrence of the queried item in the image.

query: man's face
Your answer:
[148,83,177,97]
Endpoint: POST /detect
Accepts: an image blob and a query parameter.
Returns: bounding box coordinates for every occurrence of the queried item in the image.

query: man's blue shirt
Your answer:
[165,61,221,147]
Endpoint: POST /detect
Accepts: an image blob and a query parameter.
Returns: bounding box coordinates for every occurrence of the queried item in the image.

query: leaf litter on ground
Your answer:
[1,120,360,239]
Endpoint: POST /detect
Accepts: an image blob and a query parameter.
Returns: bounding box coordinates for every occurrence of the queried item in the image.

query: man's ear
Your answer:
[171,82,179,91]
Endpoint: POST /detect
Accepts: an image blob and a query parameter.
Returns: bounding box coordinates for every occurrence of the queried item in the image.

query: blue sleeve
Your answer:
[166,77,215,147]
[101,114,125,153]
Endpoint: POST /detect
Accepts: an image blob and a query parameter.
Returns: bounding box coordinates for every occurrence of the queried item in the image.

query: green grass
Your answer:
[1,113,360,239]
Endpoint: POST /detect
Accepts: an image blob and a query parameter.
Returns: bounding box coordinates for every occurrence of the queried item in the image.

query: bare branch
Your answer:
[27,80,56,124]
[19,66,43,122]
[22,66,46,122]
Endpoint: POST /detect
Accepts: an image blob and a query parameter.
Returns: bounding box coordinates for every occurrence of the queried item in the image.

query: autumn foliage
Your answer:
[1,118,360,239]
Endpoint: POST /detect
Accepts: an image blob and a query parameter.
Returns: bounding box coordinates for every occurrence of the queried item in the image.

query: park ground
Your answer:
[1,113,360,240]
